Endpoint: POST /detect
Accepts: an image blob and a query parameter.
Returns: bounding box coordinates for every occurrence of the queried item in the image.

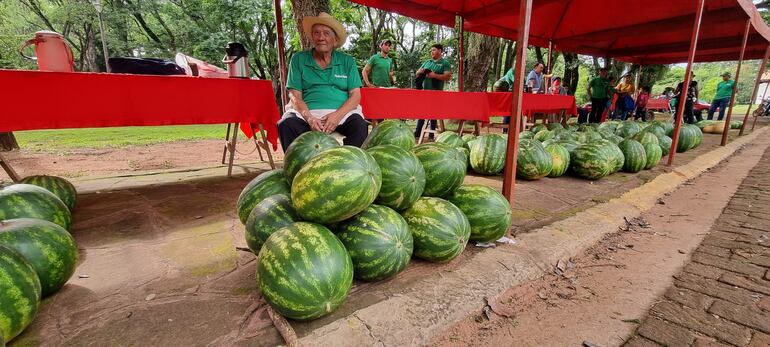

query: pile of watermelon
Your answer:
[0,175,79,343]
[237,120,513,321]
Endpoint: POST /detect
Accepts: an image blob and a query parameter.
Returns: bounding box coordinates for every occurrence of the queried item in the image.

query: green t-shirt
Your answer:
[366,53,393,87]
[714,80,735,100]
[589,77,609,99]
[286,49,363,110]
[503,68,515,85]
[420,58,452,90]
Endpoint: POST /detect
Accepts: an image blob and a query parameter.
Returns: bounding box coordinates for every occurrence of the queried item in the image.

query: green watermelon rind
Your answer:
[362,120,416,151]
[545,143,571,178]
[401,197,470,263]
[236,170,291,225]
[411,143,466,198]
[19,175,77,211]
[367,145,426,211]
[0,244,41,342]
[516,139,553,180]
[469,135,507,175]
[244,194,301,253]
[618,139,647,173]
[283,131,340,184]
[448,185,512,243]
[643,142,663,170]
[0,184,72,231]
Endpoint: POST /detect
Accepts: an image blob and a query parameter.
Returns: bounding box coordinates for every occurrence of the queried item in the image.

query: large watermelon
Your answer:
[658,135,673,156]
[366,145,425,211]
[292,146,381,224]
[411,143,465,198]
[236,170,291,224]
[534,129,555,142]
[616,122,642,138]
[730,121,743,129]
[0,244,41,342]
[675,125,697,153]
[457,147,470,170]
[0,218,77,297]
[645,124,666,137]
[519,131,534,140]
[570,144,616,180]
[643,142,662,169]
[469,134,506,175]
[597,140,625,173]
[618,139,647,173]
[245,194,300,253]
[435,132,464,148]
[401,197,470,262]
[362,120,416,151]
[632,131,659,146]
[19,175,77,211]
[547,123,564,131]
[531,124,547,134]
[283,131,340,184]
[461,134,477,149]
[557,139,581,153]
[0,184,72,231]
[516,139,552,180]
[257,222,353,320]
[447,185,512,242]
[690,124,704,148]
[335,205,413,281]
[545,143,570,177]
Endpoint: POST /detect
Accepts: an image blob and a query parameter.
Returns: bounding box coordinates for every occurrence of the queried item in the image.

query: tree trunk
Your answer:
[562,52,579,96]
[503,41,515,74]
[492,38,503,80]
[463,33,500,92]
[291,0,330,50]
[81,23,99,72]
[0,133,19,151]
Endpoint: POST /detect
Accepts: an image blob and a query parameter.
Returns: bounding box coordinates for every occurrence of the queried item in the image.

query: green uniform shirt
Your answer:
[714,80,735,100]
[366,53,393,87]
[420,58,452,90]
[286,49,363,110]
[503,68,515,85]
[589,77,610,99]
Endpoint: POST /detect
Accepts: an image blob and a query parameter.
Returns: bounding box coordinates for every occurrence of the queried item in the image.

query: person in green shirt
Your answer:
[363,39,394,88]
[707,72,735,121]
[586,68,610,123]
[278,12,367,151]
[414,44,453,137]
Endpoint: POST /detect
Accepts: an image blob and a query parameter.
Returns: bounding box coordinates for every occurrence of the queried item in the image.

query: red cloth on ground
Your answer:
[360,88,491,121]
[486,92,578,117]
[0,70,280,149]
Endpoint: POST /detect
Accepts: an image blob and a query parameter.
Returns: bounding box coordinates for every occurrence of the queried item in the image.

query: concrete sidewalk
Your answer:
[625,144,770,347]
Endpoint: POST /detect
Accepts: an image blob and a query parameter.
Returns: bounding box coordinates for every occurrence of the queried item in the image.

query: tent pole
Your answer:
[546,40,553,91]
[668,0,704,166]
[458,17,464,92]
[721,19,750,146]
[740,46,770,136]
[635,64,642,98]
[274,0,288,110]
[501,0,533,205]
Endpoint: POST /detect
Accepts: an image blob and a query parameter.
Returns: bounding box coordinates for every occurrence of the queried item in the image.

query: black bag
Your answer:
[108,57,186,75]
[414,69,432,90]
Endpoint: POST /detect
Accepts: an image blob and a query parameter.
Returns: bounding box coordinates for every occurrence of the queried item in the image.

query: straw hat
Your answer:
[303,12,347,48]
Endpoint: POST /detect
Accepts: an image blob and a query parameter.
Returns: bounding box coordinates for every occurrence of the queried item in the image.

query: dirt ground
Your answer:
[430,132,770,346]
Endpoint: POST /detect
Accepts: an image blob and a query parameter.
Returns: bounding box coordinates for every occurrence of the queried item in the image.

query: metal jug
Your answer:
[19,30,74,72]
[222,42,249,78]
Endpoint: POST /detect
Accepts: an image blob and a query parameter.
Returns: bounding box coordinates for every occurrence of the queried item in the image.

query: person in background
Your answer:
[362,39,395,88]
[527,62,545,93]
[547,76,568,95]
[613,74,635,120]
[414,44,452,138]
[633,86,651,122]
[586,68,610,123]
[277,13,367,151]
[674,71,699,124]
[707,72,735,121]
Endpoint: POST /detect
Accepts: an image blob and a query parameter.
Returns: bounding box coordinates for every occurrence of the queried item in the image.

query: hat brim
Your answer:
[303,16,347,49]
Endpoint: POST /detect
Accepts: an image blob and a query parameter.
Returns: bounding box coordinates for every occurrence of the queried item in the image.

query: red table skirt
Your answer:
[486,92,578,117]
[0,70,280,149]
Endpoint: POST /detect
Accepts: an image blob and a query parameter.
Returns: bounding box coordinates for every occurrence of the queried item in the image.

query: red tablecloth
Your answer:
[360,88,490,121]
[0,70,280,149]
[486,92,578,117]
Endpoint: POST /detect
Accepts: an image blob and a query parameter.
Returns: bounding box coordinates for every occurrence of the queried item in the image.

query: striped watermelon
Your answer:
[615,122,642,138]
[643,142,662,169]
[646,125,666,137]
[519,131,534,140]
[19,175,77,211]
[411,143,465,198]
[557,140,581,153]
[675,125,698,153]
[435,132,464,148]
[335,205,413,281]
[256,222,353,320]
[447,185,512,242]
[545,143,570,177]
[0,184,71,231]
[658,135,673,156]
[690,124,704,148]
[597,140,625,173]
[457,147,470,170]
[547,123,564,131]
[516,139,552,180]
[730,121,743,129]
[244,194,300,253]
[236,170,290,225]
[0,244,41,343]
[284,131,340,184]
[401,197,470,262]
[366,145,426,211]
[461,134,476,149]
[362,120,416,151]
[570,144,615,180]
[534,129,554,142]
[618,139,647,173]
[531,124,547,134]
[469,134,506,175]
[292,146,381,224]
[632,131,659,146]
[0,218,77,297]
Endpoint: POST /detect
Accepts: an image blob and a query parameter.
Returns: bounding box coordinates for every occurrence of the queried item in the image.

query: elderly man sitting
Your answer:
[278,12,368,151]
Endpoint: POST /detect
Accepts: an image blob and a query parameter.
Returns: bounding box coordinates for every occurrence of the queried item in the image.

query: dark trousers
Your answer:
[589,97,608,123]
[707,97,730,121]
[577,108,590,124]
[278,114,369,152]
[633,107,648,121]
[678,100,695,124]
[414,119,437,138]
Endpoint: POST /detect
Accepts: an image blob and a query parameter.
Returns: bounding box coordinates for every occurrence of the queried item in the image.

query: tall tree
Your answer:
[562,52,580,95]
[463,33,500,91]
[0,133,19,151]
[290,0,330,49]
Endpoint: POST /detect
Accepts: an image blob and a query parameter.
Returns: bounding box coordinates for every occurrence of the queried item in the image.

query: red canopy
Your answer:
[350,0,770,64]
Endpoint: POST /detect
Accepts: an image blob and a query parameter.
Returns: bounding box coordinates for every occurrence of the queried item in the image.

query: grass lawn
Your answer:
[14,124,232,151]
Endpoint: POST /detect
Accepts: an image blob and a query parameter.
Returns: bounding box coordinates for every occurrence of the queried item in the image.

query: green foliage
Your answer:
[652,62,760,103]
